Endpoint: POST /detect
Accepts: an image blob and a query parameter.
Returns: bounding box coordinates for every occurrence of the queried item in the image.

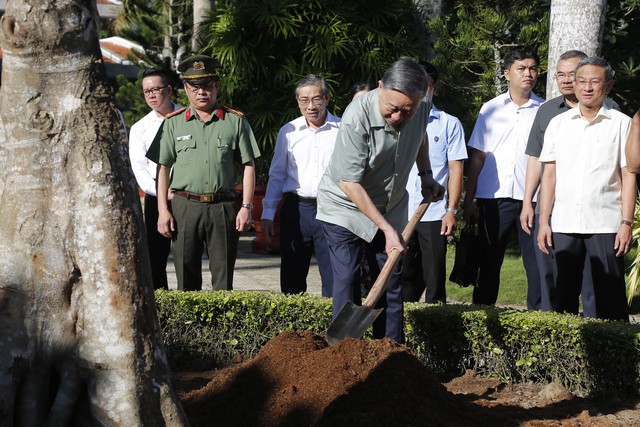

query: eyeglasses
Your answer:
[186,82,216,93]
[575,79,605,87]
[297,96,326,106]
[143,85,167,97]
[554,72,575,80]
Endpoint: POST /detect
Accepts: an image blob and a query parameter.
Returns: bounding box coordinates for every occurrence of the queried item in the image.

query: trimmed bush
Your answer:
[156,290,640,396]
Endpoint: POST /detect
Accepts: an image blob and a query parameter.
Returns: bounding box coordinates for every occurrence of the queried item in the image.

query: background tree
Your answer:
[0,0,187,424]
[201,0,429,182]
[426,0,550,135]
[193,0,215,52]
[115,0,193,70]
[546,0,607,99]
[427,0,639,133]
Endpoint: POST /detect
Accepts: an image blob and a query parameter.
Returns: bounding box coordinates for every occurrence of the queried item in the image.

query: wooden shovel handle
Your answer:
[362,202,429,308]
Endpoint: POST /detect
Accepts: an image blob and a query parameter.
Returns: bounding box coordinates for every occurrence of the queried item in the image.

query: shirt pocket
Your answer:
[175,138,196,167]
[217,137,234,163]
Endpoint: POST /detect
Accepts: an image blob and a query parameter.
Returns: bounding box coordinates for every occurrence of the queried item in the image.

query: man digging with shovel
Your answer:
[317,58,444,344]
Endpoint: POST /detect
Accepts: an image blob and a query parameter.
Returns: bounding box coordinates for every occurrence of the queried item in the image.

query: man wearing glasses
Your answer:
[129,68,181,290]
[538,57,634,321]
[146,55,261,291]
[261,75,340,297]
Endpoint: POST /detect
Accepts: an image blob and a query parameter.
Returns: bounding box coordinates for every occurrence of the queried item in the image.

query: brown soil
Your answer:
[174,331,640,426]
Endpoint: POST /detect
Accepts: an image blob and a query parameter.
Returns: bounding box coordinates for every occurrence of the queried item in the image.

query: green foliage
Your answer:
[156,290,640,397]
[114,74,149,129]
[201,0,428,181]
[114,0,193,70]
[602,0,640,114]
[427,0,550,135]
[627,194,640,304]
[407,304,640,397]
[155,290,333,366]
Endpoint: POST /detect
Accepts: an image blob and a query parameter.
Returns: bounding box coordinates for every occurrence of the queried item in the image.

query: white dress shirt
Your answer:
[129,104,180,196]
[262,112,341,221]
[539,104,631,233]
[468,91,543,200]
[407,105,467,221]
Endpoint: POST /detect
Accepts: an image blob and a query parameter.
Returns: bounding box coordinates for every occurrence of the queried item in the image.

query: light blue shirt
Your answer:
[407,105,467,221]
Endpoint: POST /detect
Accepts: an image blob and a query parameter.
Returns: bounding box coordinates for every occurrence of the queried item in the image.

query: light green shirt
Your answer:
[316,89,429,242]
[146,104,260,193]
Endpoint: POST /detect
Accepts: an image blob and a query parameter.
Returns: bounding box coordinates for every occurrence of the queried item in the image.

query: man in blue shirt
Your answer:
[403,61,467,303]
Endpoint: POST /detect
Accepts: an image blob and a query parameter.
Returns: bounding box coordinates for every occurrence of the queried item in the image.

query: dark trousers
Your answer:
[279,194,333,297]
[554,233,628,322]
[144,195,172,290]
[401,221,447,303]
[321,221,405,343]
[533,214,596,316]
[171,196,239,291]
[472,198,540,308]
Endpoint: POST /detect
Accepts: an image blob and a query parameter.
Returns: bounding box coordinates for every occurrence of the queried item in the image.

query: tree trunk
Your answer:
[0,1,188,425]
[546,0,607,99]
[192,0,215,53]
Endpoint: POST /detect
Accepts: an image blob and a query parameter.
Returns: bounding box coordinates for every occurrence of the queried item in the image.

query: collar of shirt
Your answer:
[570,103,612,123]
[503,90,543,109]
[185,104,226,122]
[295,111,341,132]
[429,104,442,122]
[367,89,387,129]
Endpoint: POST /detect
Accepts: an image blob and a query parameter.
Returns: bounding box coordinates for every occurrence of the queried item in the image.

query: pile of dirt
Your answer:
[174,331,640,426]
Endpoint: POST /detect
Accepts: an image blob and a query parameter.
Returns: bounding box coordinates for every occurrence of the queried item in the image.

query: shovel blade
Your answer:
[325,300,383,345]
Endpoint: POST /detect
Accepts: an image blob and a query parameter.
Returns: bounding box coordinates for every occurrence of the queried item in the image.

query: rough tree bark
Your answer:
[0,0,188,425]
[546,0,607,99]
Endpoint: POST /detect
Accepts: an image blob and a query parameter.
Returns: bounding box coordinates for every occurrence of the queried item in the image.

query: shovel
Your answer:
[325,202,430,344]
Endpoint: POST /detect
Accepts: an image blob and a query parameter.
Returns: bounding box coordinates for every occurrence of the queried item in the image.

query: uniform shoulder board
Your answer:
[166,107,187,119]
[224,106,245,117]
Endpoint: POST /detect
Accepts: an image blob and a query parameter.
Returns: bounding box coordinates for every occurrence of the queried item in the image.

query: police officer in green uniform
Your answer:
[146,55,261,291]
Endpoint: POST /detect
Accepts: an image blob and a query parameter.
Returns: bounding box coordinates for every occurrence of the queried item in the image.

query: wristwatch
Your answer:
[417,169,433,177]
[241,203,253,211]
[446,207,458,215]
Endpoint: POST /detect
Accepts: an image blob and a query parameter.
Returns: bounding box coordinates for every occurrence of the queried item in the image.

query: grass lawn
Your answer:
[441,238,640,313]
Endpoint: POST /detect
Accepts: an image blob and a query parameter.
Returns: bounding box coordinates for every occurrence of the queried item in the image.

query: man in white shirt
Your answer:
[463,46,543,308]
[261,75,340,297]
[538,56,635,322]
[128,68,180,290]
[403,61,467,303]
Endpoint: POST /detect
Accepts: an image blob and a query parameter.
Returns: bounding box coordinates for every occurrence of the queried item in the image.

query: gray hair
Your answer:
[295,75,331,98]
[575,56,615,81]
[558,50,587,62]
[381,57,429,101]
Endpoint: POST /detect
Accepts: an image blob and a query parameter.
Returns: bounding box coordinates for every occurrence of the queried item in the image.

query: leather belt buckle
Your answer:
[200,194,213,202]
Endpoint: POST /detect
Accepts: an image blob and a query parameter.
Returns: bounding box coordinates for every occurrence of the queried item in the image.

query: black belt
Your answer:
[173,190,237,203]
[287,192,317,206]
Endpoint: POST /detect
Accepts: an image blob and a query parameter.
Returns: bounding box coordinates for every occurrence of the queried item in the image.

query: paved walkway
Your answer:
[166,231,323,295]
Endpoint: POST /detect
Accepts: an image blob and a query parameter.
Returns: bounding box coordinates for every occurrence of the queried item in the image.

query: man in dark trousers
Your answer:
[261,75,340,297]
[538,57,634,321]
[129,68,181,290]
[463,46,543,308]
[317,58,444,343]
[147,55,261,291]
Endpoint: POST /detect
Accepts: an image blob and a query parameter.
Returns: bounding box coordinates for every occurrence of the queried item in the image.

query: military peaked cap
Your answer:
[177,55,220,83]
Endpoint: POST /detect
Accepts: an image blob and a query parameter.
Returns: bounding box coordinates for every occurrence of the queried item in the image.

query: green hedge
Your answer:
[155,290,640,397]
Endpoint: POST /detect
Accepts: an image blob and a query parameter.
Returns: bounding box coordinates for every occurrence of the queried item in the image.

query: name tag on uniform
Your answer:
[177,135,192,141]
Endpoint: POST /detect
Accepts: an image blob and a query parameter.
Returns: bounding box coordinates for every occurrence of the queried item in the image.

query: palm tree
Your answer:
[202,0,429,183]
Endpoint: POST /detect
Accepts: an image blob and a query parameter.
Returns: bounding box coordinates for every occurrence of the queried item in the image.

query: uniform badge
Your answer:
[193,61,205,71]
[177,135,192,141]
